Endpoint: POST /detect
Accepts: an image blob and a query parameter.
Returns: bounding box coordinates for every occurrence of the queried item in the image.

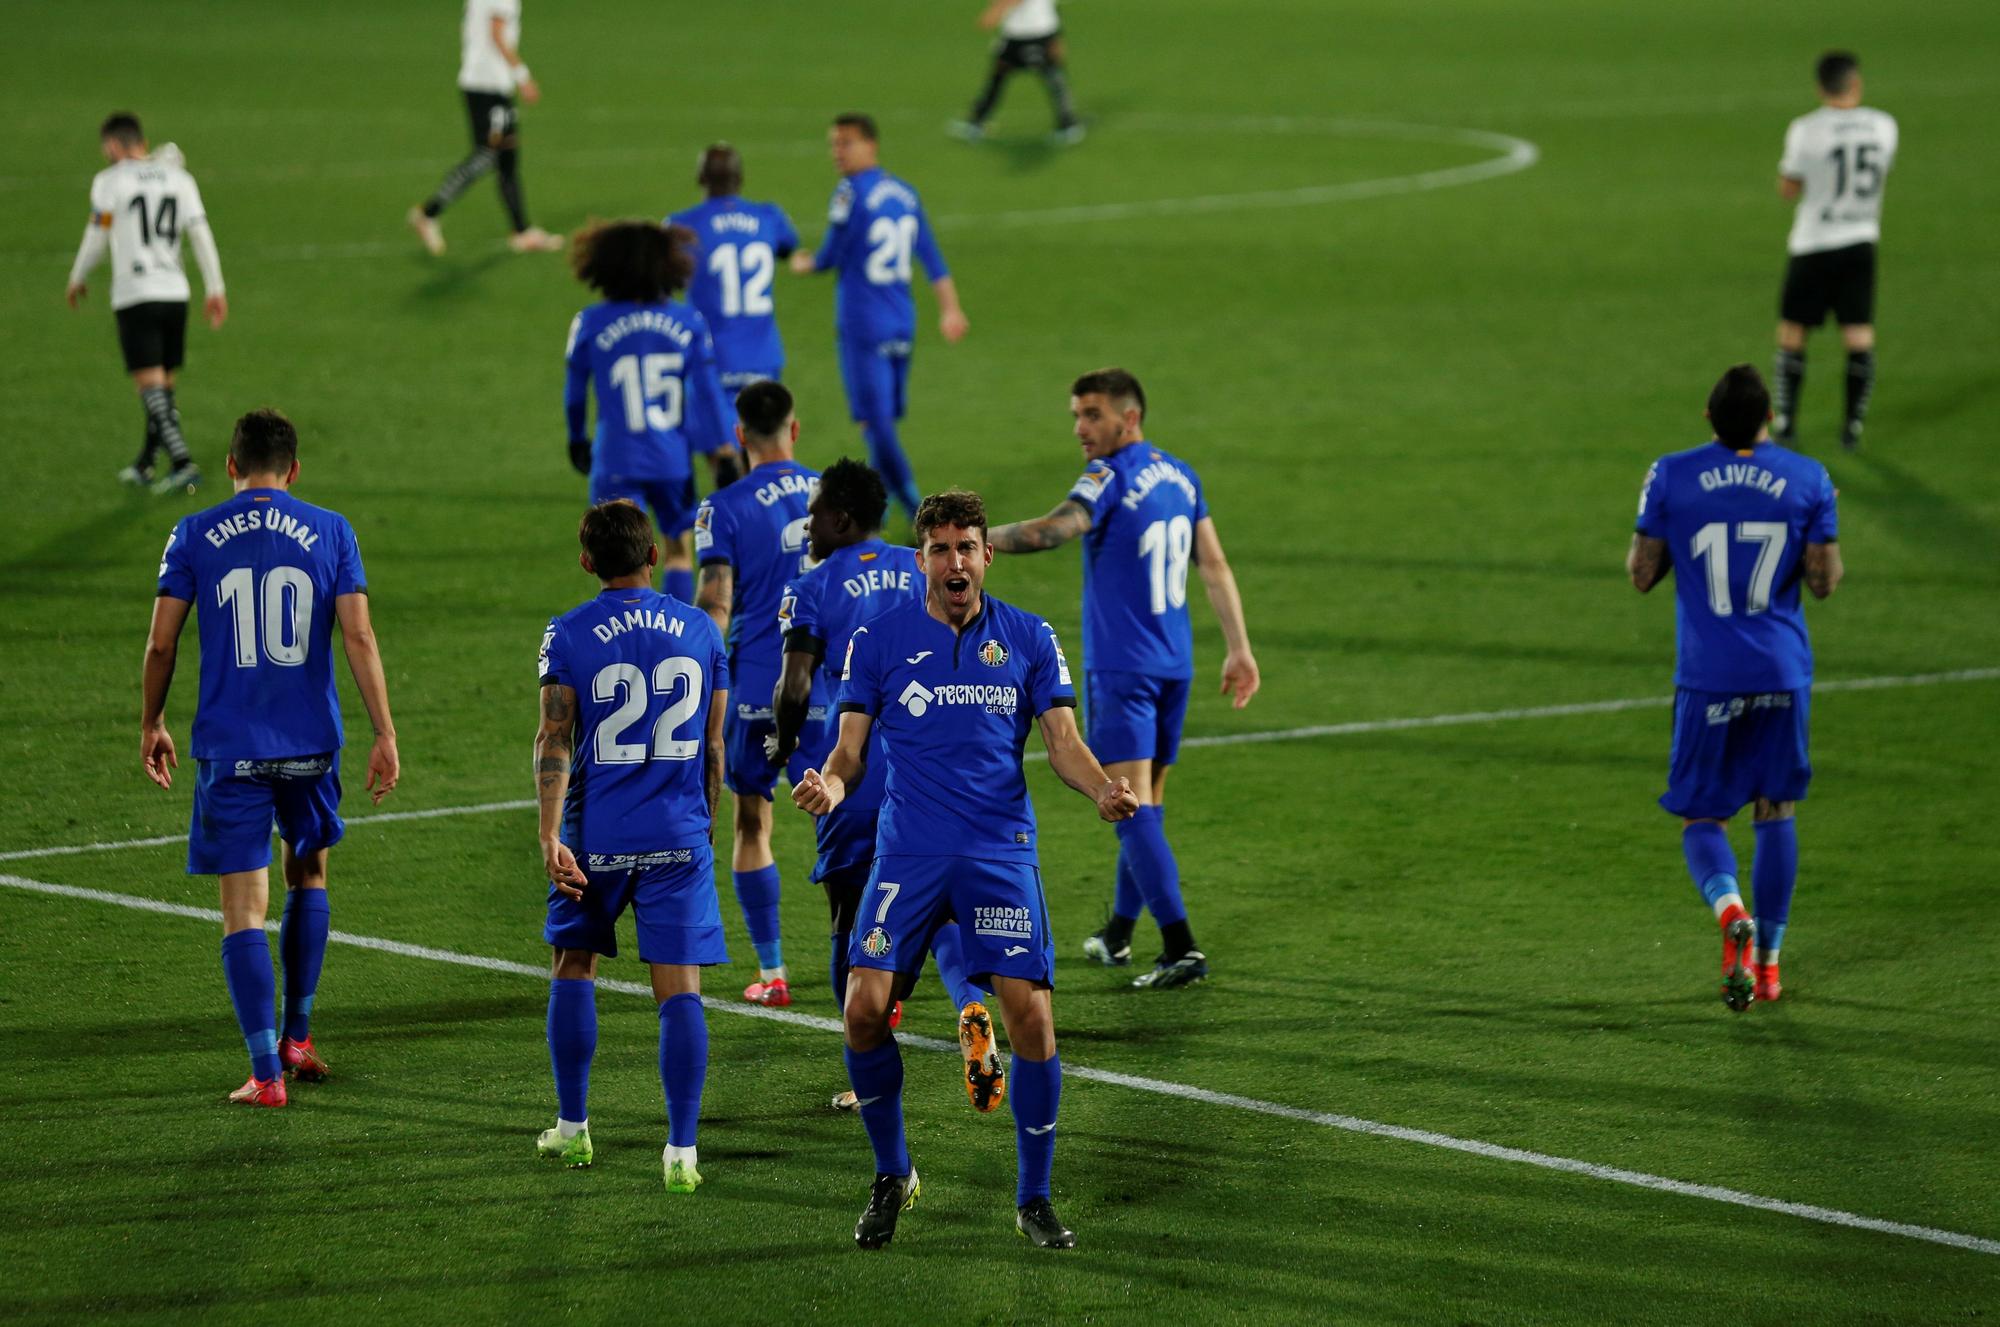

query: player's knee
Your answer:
[842,993,893,1049]
[551,948,597,981]
[1752,799,1795,823]
[1776,322,1808,352]
[1840,325,1875,351]
[732,794,771,840]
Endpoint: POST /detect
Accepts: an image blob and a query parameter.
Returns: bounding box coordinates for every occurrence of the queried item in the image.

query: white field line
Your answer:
[1,868,1994,1259]
[7,665,1994,867]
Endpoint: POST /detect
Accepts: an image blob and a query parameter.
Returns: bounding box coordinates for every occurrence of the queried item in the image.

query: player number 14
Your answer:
[1689,521,1787,617]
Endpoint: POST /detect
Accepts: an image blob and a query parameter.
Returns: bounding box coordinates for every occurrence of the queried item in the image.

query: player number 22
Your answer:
[1689,521,1787,617]
[1138,515,1193,615]
[592,658,705,763]
[709,242,775,318]
[216,566,313,668]
[608,352,685,433]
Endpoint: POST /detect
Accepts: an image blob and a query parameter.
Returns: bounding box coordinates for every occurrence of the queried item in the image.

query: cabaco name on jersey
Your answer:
[842,566,913,598]
[1119,460,1199,510]
[753,472,816,507]
[1698,464,1789,500]
[204,508,320,552]
[593,310,695,352]
[590,607,688,644]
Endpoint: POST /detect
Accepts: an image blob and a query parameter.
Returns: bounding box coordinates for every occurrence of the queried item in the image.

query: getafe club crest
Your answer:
[978,639,1009,667]
[860,926,893,958]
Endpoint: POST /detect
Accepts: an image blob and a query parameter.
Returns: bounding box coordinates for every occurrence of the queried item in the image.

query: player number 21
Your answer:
[1138,515,1193,614]
[591,658,704,763]
[216,566,313,668]
[608,352,685,433]
[1689,521,1788,617]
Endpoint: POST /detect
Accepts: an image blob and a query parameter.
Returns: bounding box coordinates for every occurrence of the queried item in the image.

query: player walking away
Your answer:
[533,500,730,1189]
[407,0,563,255]
[565,220,740,606]
[789,114,969,523]
[668,145,801,393]
[1628,365,1843,1010]
[794,489,1138,1250]
[772,460,992,1112]
[142,409,400,1106]
[948,0,1083,145]
[991,368,1259,989]
[67,113,226,496]
[692,382,820,1007]
[1772,51,1897,452]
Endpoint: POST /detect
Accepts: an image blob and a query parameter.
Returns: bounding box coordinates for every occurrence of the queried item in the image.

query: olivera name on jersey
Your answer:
[201,506,321,552]
[591,309,698,353]
[1698,462,1792,499]
[1119,456,1199,510]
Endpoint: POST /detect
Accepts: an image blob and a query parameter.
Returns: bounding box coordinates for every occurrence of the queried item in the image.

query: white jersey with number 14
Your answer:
[1779,105,1897,256]
[87,152,210,310]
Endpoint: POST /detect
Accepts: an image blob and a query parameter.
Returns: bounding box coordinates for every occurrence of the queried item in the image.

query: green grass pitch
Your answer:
[3,0,1998,1321]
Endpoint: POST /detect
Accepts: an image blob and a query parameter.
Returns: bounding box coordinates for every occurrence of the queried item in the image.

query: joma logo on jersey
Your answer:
[971,906,1033,940]
[898,681,1018,717]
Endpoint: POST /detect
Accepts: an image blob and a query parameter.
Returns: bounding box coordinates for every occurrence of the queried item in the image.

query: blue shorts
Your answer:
[590,471,700,539]
[837,335,911,424]
[1661,688,1812,821]
[543,842,728,965]
[1086,670,1192,765]
[719,367,780,393]
[723,702,815,799]
[812,805,880,884]
[188,755,344,876]
[851,854,1055,990]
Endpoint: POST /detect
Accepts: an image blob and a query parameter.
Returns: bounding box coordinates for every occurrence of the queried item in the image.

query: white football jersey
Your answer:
[1779,105,1897,255]
[1000,0,1060,40]
[87,154,209,309]
[459,0,522,94]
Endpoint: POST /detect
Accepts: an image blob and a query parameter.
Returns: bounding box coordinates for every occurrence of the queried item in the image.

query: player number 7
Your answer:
[873,880,901,925]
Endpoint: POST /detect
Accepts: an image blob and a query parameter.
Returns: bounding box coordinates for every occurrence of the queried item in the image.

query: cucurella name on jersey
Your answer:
[590,309,700,352]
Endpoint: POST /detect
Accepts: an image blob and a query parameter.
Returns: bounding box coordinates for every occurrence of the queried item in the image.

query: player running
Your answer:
[668,145,801,392]
[533,500,731,1189]
[142,409,400,1107]
[564,220,739,606]
[692,382,819,1007]
[948,0,1084,145]
[67,112,226,495]
[990,368,1259,989]
[772,460,992,1112]
[789,113,969,522]
[794,488,1137,1250]
[1771,51,1897,451]
[1628,364,1844,1010]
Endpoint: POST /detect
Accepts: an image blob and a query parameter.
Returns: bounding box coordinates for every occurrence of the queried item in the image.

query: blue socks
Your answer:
[547,978,597,1123]
[732,865,784,971]
[1752,818,1799,956]
[1011,1052,1062,1206]
[862,418,921,519]
[279,889,331,1042]
[929,922,984,1011]
[1112,839,1143,923]
[658,992,707,1149]
[1681,821,1741,911]
[662,567,695,604]
[844,1040,910,1176]
[1117,805,1187,926]
[220,929,280,1082]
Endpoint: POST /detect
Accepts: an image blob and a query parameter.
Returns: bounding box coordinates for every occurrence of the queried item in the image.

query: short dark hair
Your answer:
[1707,364,1772,447]
[569,220,695,302]
[1817,51,1860,95]
[100,112,143,146]
[1071,367,1147,421]
[698,142,742,196]
[818,458,889,533]
[579,500,655,580]
[735,380,794,441]
[832,112,878,143]
[915,489,988,544]
[230,408,299,475]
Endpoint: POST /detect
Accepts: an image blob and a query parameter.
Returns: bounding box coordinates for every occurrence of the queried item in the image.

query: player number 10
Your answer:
[216,566,313,668]
[1138,515,1193,615]
[608,352,685,433]
[1689,521,1788,617]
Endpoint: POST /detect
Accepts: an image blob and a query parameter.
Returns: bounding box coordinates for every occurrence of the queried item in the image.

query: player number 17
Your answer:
[1689,521,1787,617]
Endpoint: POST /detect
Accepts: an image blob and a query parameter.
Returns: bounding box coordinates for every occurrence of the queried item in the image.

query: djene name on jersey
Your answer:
[203,508,321,553]
[592,310,696,353]
[590,606,688,644]
[1698,464,1790,499]
[842,566,914,598]
[1118,459,1199,510]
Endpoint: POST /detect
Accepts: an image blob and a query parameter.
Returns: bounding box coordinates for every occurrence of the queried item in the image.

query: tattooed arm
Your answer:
[989,499,1092,554]
[535,683,587,897]
[704,686,727,837]
[1627,534,1671,593]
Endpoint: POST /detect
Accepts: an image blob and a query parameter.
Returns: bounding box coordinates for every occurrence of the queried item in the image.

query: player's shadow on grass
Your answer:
[403,248,511,303]
[1840,451,2000,567]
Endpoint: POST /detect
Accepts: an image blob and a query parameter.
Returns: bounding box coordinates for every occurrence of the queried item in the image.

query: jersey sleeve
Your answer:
[1634,459,1669,538]
[1778,120,1809,178]
[156,519,195,601]
[88,172,114,223]
[1191,467,1211,522]
[179,172,208,225]
[836,625,883,715]
[1028,620,1079,715]
[334,518,367,596]
[780,565,825,654]
[707,618,731,698]
[537,618,571,689]
[814,182,856,270]
[563,312,590,442]
[685,319,730,455]
[771,205,800,259]
[693,495,731,566]
[911,204,948,281]
[1805,466,1839,544]
[1880,113,1900,168]
[1065,459,1118,523]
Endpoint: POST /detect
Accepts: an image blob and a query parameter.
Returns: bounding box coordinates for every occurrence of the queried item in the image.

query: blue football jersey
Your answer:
[837,596,1077,860]
[1636,440,1839,692]
[563,299,731,481]
[1070,440,1210,679]
[813,166,949,342]
[693,460,820,707]
[539,588,729,855]
[781,538,925,813]
[667,196,800,380]
[156,488,366,761]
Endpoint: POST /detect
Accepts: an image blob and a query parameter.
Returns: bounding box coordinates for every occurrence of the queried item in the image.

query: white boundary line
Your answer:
[6,666,1994,867]
[1,868,1993,1259]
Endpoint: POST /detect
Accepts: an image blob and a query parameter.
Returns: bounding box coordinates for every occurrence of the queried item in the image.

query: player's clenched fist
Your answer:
[793,767,845,816]
[1096,777,1139,823]
[541,837,588,900]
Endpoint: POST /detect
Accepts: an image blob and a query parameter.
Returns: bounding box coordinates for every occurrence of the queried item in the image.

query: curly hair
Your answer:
[914,488,988,544]
[817,458,889,533]
[569,220,695,302]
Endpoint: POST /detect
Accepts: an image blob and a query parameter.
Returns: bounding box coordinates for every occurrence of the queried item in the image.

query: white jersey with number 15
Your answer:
[1779,105,1898,256]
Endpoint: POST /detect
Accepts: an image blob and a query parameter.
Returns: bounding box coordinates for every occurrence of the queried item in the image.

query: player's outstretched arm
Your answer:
[1804,541,1844,599]
[140,595,192,789]
[770,648,819,766]
[793,711,872,816]
[335,593,400,803]
[1626,533,1671,593]
[931,275,969,344]
[1037,705,1139,822]
[1193,516,1260,709]
[534,683,586,895]
[186,218,226,328]
[990,498,1091,554]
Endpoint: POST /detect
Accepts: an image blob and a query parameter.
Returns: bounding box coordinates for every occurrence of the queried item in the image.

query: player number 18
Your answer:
[1138,515,1193,615]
